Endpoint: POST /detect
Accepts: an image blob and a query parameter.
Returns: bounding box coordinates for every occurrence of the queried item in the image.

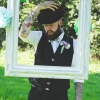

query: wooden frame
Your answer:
[5,0,92,79]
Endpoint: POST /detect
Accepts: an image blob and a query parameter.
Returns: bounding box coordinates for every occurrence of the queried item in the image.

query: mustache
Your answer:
[47,30,54,33]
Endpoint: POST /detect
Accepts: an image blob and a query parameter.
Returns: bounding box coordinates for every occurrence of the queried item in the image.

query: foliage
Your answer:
[90,0,100,59]
[0,28,6,49]
[0,0,7,49]
[90,32,100,59]
[0,0,100,58]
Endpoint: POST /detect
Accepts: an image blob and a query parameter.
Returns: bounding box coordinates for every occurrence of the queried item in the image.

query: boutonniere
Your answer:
[60,41,70,54]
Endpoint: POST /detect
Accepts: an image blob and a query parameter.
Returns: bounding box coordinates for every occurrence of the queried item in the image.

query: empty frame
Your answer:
[5,0,92,79]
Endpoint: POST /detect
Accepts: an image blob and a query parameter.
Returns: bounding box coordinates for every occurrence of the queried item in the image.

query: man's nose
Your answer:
[47,25,52,30]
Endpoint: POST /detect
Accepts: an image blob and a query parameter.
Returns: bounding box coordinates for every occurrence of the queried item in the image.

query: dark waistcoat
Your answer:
[29,33,74,94]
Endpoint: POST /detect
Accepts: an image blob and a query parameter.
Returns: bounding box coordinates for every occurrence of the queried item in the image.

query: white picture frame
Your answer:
[5,0,92,79]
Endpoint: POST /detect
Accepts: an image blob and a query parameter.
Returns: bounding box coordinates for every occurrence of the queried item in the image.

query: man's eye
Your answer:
[50,24,53,26]
[44,24,47,26]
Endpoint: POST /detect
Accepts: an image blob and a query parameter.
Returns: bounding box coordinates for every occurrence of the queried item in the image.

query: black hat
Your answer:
[37,4,65,24]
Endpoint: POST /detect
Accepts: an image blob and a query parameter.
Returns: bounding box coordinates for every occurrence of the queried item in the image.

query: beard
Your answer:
[43,25,62,40]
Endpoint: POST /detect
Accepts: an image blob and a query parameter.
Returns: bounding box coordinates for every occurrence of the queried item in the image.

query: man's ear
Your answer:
[59,19,62,26]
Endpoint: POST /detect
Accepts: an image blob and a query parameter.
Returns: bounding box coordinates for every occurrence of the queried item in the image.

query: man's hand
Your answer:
[34,1,58,13]
[19,1,58,38]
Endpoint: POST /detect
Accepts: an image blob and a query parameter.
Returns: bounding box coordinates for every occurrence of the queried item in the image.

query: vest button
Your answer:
[45,88,49,90]
[51,58,55,61]
[47,82,50,85]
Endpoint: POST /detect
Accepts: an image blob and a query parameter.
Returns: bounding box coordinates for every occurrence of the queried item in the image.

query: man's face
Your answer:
[43,20,62,40]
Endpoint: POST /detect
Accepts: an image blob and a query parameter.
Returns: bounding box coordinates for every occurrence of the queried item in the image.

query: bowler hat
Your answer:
[37,4,65,24]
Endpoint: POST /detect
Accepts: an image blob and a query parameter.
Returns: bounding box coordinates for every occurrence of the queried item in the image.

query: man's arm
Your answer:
[19,1,58,38]
[19,7,39,38]
[74,82,84,100]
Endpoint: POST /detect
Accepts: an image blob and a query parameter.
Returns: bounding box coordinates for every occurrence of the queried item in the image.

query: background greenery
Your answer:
[0,0,100,59]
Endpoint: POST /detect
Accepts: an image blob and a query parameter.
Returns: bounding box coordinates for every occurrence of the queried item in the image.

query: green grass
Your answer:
[68,73,100,100]
[0,50,100,100]
[0,66,30,100]
[68,60,100,100]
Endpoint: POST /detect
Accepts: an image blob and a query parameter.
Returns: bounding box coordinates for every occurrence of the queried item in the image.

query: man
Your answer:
[19,1,84,100]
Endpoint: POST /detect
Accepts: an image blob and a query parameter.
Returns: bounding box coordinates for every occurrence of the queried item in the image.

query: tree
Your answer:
[90,0,100,59]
